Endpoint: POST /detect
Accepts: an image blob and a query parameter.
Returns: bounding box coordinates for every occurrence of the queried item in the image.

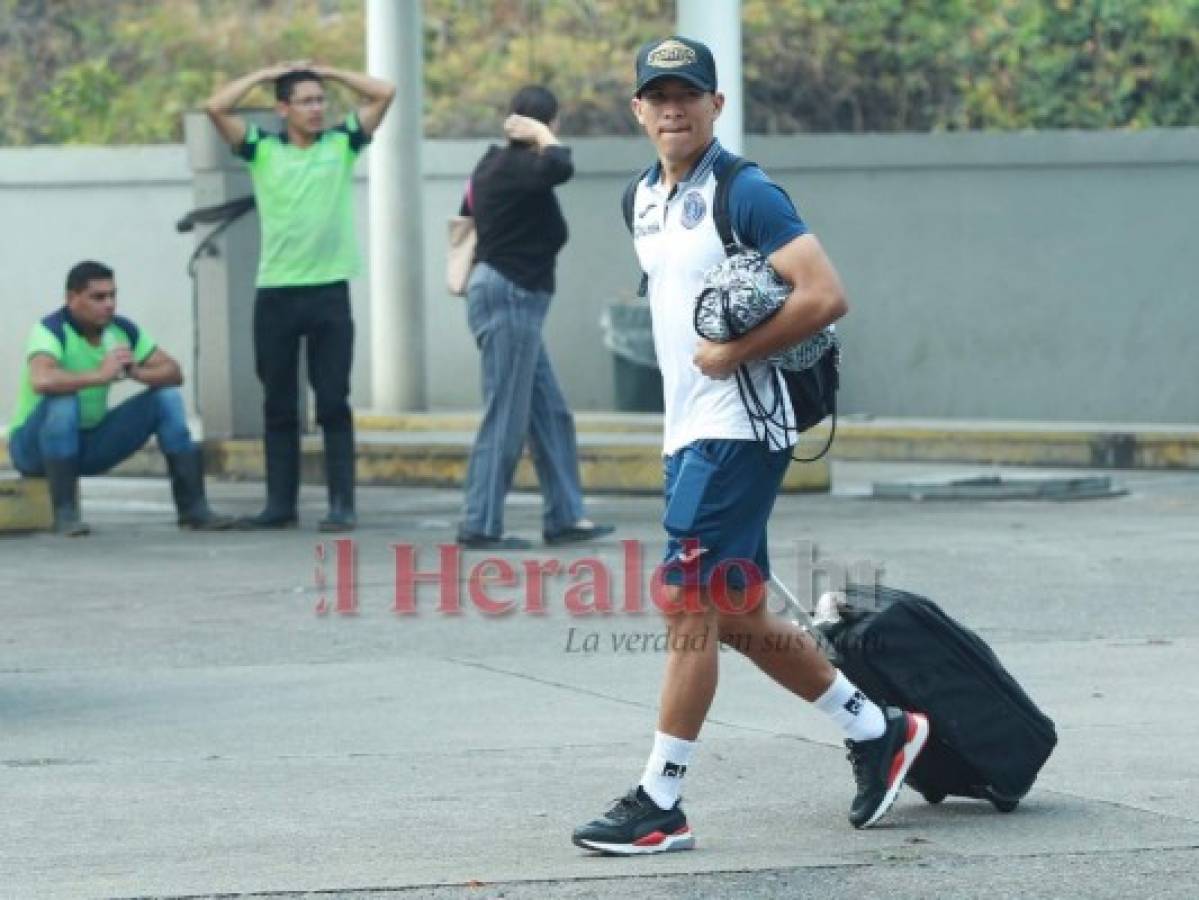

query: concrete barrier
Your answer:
[0,475,52,533]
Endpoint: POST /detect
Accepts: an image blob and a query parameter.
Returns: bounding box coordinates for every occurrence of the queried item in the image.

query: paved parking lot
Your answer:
[3,460,1197,898]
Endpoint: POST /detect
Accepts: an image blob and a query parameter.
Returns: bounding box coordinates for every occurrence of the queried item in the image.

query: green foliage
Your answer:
[0,0,366,144]
[741,0,1199,132]
[422,0,673,135]
[0,0,1196,146]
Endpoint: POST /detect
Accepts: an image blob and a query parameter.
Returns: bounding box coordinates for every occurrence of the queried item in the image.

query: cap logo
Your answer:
[647,39,696,69]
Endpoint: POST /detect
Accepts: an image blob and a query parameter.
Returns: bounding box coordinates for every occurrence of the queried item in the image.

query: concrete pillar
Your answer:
[182,109,275,439]
[367,0,426,411]
[678,0,744,154]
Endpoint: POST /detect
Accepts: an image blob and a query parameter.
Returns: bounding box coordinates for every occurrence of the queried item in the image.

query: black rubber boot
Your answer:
[43,457,90,537]
[165,448,235,530]
[238,429,300,529]
[318,428,356,533]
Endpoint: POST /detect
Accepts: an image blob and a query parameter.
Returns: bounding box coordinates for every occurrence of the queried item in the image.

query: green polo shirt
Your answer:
[238,114,370,288]
[9,308,157,436]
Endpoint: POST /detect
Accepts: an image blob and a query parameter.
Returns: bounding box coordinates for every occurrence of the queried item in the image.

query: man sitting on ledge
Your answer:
[6,260,233,536]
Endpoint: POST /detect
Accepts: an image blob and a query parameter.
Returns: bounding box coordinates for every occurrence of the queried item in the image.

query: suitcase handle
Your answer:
[770,574,837,658]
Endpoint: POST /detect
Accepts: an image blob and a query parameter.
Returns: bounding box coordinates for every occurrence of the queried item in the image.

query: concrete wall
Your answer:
[765,130,1199,423]
[3,128,1198,428]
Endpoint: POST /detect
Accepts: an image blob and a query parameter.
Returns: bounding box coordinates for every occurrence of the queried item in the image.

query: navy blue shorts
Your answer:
[659,438,791,591]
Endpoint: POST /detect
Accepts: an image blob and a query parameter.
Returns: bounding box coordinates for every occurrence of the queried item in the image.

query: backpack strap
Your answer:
[714,154,838,462]
[621,165,653,233]
[712,155,755,257]
[622,165,655,298]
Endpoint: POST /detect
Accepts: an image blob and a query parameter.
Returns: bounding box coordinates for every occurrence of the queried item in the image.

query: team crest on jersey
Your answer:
[681,190,706,229]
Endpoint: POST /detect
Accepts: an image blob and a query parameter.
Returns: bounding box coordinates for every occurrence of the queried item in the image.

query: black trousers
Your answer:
[253,281,354,434]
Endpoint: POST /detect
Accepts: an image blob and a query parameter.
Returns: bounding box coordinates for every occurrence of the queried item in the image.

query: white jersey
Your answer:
[631,140,808,457]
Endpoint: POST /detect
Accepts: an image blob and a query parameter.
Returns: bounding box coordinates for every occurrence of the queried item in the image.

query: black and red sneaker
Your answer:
[572,786,695,855]
[846,707,930,829]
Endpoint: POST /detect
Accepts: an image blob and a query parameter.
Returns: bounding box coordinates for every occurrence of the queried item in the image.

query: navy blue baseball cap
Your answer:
[634,36,718,96]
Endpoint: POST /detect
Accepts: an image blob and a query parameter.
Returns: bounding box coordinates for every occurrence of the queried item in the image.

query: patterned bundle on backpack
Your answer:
[694,248,837,373]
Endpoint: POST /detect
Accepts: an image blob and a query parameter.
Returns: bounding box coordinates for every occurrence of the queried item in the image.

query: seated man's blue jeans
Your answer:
[8,387,194,476]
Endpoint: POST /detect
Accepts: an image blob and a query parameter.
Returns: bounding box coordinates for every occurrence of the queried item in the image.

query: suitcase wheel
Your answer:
[981,786,1020,813]
[918,787,947,805]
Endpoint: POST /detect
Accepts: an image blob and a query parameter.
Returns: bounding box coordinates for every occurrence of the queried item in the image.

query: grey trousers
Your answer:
[460,262,586,538]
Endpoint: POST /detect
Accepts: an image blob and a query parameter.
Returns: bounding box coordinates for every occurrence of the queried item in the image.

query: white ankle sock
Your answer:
[814,671,886,742]
[639,731,696,810]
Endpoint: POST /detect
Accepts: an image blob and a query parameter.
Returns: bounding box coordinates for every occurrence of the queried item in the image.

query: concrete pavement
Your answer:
[2,460,1198,898]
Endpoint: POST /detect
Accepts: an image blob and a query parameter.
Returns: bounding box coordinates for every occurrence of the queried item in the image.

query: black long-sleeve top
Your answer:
[465,142,573,294]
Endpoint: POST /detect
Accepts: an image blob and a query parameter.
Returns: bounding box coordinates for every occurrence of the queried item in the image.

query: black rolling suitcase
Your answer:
[777,581,1057,812]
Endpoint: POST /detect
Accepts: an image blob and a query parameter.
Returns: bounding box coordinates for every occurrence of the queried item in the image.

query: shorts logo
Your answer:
[675,544,708,564]
[681,190,706,229]
[647,40,697,69]
[843,690,865,716]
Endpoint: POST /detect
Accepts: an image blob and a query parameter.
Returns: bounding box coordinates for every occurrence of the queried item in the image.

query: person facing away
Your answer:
[571,37,930,855]
[7,260,233,536]
[204,61,394,532]
[456,84,613,550]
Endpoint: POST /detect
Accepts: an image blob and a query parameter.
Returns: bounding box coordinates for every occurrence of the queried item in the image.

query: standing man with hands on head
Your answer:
[204,61,395,532]
[571,37,929,856]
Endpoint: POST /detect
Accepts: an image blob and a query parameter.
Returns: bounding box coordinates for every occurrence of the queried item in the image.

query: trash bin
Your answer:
[600,303,663,413]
